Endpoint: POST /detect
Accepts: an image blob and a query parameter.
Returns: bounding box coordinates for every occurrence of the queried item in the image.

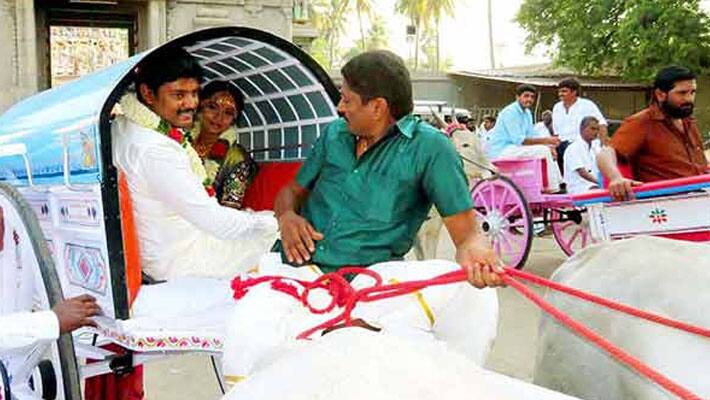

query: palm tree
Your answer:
[424,0,455,71]
[396,0,426,70]
[353,0,372,49]
[312,0,349,70]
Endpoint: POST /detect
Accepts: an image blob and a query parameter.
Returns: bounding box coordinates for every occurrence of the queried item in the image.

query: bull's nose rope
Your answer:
[231,266,708,400]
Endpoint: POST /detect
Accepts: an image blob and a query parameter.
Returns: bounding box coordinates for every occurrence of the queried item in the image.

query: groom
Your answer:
[111,46,277,281]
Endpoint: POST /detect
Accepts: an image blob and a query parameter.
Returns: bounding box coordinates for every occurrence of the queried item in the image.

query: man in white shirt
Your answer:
[112,47,277,280]
[475,115,496,142]
[1,295,100,399]
[564,116,600,194]
[552,78,608,173]
[533,110,553,137]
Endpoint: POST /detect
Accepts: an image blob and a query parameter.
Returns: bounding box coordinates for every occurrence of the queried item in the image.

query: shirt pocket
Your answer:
[365,171,416,223]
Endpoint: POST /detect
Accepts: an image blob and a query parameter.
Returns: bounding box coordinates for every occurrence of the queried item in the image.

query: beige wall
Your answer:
[0,0,293,114]
[0,0,38,112]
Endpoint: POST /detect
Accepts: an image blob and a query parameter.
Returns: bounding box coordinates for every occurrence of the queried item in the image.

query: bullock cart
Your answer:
[470,156,709,269]
[0,26,338,399]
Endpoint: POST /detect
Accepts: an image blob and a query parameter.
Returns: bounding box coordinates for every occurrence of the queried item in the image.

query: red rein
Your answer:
[231,267,709,400]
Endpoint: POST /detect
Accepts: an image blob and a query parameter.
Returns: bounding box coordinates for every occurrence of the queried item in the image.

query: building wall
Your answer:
[0,0,293,114]
[0,0,38,112]
[165,0,292,41]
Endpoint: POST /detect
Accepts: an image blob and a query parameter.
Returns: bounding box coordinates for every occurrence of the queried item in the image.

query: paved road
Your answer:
[144,233,568,399]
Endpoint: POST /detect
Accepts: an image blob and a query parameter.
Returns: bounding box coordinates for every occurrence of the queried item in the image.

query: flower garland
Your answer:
[191,119,238,187]
[119,93,215,196]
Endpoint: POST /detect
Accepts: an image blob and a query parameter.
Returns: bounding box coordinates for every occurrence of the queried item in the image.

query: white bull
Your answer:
[222,258,499,381]
[222,329,582,400]
[533,236,710,400]
[413,128,493,260]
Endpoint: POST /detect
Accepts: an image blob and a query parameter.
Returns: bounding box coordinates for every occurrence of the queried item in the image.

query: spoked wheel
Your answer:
[0,183,81,400]
[470,176,533,269]
[550,208,595,256]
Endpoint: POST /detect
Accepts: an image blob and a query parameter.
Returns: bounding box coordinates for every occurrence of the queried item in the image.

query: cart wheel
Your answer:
[0,183,81,400]
[470,176,533,269]
[550,208,594,256]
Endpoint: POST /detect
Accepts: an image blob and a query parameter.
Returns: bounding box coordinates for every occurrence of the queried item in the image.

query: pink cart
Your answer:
[469,157,710,269]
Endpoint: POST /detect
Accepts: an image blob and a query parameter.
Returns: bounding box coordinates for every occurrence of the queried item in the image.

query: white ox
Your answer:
[533,236,710,400]
[413,128,493,260]
[222,258,499,380]
[222,329,582,400]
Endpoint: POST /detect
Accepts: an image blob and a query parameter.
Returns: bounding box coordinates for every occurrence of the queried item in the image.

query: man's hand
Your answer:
[52,294,101,334]
[456,236,506,289]
[278,210,324,264]
[549,146,558,161]
[544,136,561,147]
[607,177,642,202]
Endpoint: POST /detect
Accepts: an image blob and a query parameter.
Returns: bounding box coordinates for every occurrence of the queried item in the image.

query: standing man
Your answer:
[597,66,708,201]
[274,50,503,289]
[552,78,608,173]
[485,84,563,192]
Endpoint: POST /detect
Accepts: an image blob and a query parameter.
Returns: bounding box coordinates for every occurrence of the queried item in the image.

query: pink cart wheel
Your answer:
[470,176,533,269]
[550,208,595,256]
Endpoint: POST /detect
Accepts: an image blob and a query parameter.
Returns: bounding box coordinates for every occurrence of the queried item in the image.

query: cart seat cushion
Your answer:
[243,162,302,211]
[130,277,233,319]
[93,277,234,352]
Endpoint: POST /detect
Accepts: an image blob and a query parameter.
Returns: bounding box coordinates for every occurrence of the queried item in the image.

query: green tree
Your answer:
[396,0,454,71]
[366,14,389,50]
[517,0,710,80]
[353,0,373,50]
[396,0,426,70]
[309,0,350,70]
[341,14,390,65]
[424,0,455,71]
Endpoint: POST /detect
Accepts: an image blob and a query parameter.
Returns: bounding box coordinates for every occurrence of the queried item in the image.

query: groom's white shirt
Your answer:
[111,115,277,280]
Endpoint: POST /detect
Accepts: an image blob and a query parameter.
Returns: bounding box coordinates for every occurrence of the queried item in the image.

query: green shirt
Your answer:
[291,114,473,273]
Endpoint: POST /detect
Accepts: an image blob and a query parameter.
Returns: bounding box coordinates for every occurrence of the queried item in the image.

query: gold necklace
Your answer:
[356,138,370,157]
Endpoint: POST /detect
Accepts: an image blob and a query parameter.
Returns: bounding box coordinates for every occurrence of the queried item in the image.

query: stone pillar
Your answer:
[0,0,39,113]
[143,0,167,50]
[16,0,37,92]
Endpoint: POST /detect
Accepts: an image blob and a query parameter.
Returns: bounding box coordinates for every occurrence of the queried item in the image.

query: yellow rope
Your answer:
[389,278,435,328]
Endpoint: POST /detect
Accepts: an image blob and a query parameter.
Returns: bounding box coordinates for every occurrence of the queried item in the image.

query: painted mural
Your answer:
[50,26,130,88]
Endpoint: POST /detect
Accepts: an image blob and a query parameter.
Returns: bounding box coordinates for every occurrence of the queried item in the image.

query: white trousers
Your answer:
[498,145,563,191]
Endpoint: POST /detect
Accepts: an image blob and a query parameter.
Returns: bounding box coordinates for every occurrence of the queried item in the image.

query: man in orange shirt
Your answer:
[597,66,708,201]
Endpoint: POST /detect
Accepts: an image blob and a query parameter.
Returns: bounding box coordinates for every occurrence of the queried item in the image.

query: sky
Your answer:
[343,0,710,72]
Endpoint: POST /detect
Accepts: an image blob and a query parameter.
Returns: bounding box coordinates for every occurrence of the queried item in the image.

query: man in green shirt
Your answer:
[274,50,503,289]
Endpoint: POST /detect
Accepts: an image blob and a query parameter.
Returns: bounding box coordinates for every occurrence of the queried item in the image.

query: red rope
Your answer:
[500,273,703,400]
[506,268,710,339]
[231,266,708,400]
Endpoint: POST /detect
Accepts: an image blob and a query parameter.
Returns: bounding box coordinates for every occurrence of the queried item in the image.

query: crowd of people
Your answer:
[475,67,707,198]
